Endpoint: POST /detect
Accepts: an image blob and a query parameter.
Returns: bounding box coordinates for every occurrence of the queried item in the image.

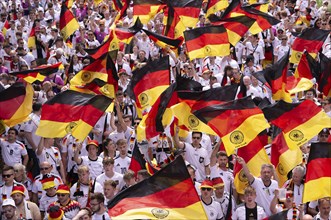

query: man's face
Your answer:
[201,187,213,200]
[78,171,90,184]
[318,133,329,142]
[57,193,69,204]
[103,163,113,173]
[88,145,98,157]
[90,199,101,213]
[2,170,15,184]
[214,186,224,198]
[2,206,16,219]
[305,91,314,100]
[7,130,16,142]
[11,193,24,206]
[104,185,115,198]
[244,192,256,204]
[260,167,272,182]
[118,144,127,155]
[217,156,228,168]
[292,170,303,186]
[192,134,202,145]
[45,187,56,196]
[40,164,52,175]
[319,200,331,217]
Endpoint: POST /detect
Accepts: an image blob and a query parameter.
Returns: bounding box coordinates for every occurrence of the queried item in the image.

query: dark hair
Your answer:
[137,169,150,179]
[90,192,105,203]
[304,88,316,97]
[2,165,14,173]
[8,128,18,135]
[32,102,42,112]
[192,131,202,138]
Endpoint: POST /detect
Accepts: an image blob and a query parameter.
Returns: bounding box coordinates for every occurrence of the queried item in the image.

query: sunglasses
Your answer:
[134,122,140,125]
[57,194,67,197]
[192,137,201,140]
[2,174,13,178]
[40,167,51,171]
[320,134,329,138]
[116,93,123,96]
[201,188,212,191]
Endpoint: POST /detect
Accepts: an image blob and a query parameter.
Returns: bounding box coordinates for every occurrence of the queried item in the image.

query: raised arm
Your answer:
[236,156,254,184]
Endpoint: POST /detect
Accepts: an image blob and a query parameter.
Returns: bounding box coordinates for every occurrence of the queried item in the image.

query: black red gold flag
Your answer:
[126,56,170,115]
[114,18,143,44]
[317,52,331,97]
[193,96,270,155]
[132,0,165,24]
[59,3,80,40]
[184,25,230,60]
[289,28,329,64]
[85,31,119,60]
[206,0,229,17]
[270,126,302,186]
[10,63,62,83]
[168,0,203,28]
[27,22,36,49]
[108,156,208,219]
[294,51,318,79]
[262,100,331,150]
[303,142,331,203]
[0,82,33,127]
[286,75,313,95]
[163,5,186,39]
[36,90,113,141]
[128,142,146,176]
[2,20,10,36]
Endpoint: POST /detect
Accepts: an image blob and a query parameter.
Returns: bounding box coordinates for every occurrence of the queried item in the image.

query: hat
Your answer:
[212,177,224,188]
[56,184,70,194]
[11,185,25,196]
[48,204,64,220]
[319,128,330,135]
[41,175,56,190]
[200,180,214,189]
[118,69,128,76]
[87,139,99,147]
[2,199,16,208]
[202,67,211,74]
[295,6,300,10]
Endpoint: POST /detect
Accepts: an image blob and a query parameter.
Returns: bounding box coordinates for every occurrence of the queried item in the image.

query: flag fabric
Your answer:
[64,0,74,8]
[184,25,230,60]
[0,82,33,127]
[250,2,269,13]
[132,0,165,24]
[9,63,62,83]
[172,85,238,135]
[263,209,289,220]
[163,5,186,39]
[206,0,229,17]
[221,0,280,34]
[27,23,36,49]
[85,31,119,60]
[193,96,270,155]
[126,56,170,116]
[142,29,184,54]
[234,134,271,194]
[128,142,146,176]
[114,18,143,44]
[317,52,331,97]
[289,28,329,64]
[59,3,80,40]
[262,100,331,150]
[294,51,318,79]
[303,142,331,203]
[108,156,208,219]
[70,52,119,98]
[36,90,113,141]
[286,75,313,95]
[208,15,255,46]
[253,52,291,102]
[113,0,130,20]
[2,20,10,36]
[270,126,302,186]
[168,0,203,28]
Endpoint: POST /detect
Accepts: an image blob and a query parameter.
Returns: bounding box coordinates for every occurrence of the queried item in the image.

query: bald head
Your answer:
[302,214,313,220]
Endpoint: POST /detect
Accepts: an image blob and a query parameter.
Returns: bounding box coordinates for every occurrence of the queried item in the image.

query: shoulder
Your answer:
[15,141,25,148]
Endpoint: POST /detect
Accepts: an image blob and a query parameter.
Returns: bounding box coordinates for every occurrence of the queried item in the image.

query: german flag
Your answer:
[9,63,62,83]
[286,75,313,95]
[171,85,238,135]
[253,52,291,102]
[249,2,269,13]
[303,142,331,203]
[114,18,143,44]
[221,0,280,34]
[85,31,119,60]
[59,3,80,40]
[27,23,36,49]
[126,56,170,116]
[36,90,113,141]
[137,75,202,141]
[206,0,229,18]
[317,52,331,97]
[108,157,207,219]
[0,82,33,127]
[294,51,318,79]
[184,25,230,60]
[64,0,73,8]
[70,52,119,98]
[169,0,203,28]
[113,0,130,20]
[234,133,270,194]
[208,15,255,46]
[2,20,10,36]
[142,29,183,54]
[270,126,302,186]
[193,96,270,155]
[289,28,329,64]
[163,5,186,39]
[128,142,146,176]
[262,100,331,150]
[132,0,165,24]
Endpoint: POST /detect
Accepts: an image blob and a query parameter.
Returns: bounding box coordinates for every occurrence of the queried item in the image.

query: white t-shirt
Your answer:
[96,172,125,191]
[210,165,234,194]
[80,156,104,180]
[251,177,278,216]
[23,113,41,150]
[37,146,62,176]
[31,173,63,201]
[202,198,223,220]
[184,143,210,182]
[114,156,131,175]
[70,181,103,208]
[39,193,57,212]
[92,212,112,220]
[0,139,28,166]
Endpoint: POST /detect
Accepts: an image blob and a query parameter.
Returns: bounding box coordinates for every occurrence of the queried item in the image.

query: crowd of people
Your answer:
[0,0,331,219]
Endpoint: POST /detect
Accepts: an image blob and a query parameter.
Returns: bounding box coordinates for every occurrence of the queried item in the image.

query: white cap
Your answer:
[2,199,16,208]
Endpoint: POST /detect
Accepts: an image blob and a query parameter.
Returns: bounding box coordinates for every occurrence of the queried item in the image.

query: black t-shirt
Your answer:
[245,204,258,220]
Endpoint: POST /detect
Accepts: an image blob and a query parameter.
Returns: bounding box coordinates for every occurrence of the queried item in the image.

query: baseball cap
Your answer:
[56,184,70,194]
[2,199,16,208]
[11,185,25,196]
[200,180,214,189]
[212,177,224,188]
